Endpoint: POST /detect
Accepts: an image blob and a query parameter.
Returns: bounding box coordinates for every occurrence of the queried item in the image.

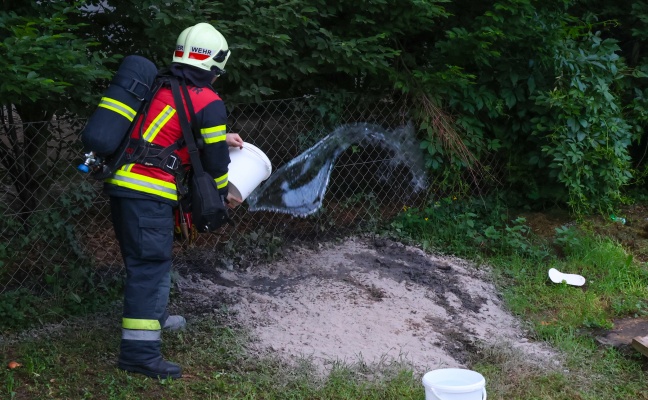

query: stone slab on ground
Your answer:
[632,335,648,358]
[595,317,648,352]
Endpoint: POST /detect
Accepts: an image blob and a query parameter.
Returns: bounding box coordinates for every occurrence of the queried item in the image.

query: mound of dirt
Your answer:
[176,237,559,372]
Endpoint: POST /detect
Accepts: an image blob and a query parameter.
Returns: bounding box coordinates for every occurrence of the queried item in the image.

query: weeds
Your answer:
[389,195,648,399]
[0,313,424,399]
[2,196,648,399]
[390,196,549,260]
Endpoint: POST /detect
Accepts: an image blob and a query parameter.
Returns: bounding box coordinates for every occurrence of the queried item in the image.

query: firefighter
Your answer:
[106,22,241,379]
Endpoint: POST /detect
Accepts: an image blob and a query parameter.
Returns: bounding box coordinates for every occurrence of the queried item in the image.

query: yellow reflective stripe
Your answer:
[106,169,178,201]
[122,318,161,330]
[98,97,137,122]
[143,105,176,142]
[201,125,226,144]
[215,172,228,189]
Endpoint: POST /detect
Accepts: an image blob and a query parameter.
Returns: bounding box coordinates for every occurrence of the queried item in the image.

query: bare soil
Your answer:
[174,236,559,373]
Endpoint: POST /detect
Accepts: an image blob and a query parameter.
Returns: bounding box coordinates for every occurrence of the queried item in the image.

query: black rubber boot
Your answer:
[118,339,182,379]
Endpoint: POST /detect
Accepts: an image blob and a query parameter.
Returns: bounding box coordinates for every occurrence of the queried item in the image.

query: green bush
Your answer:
[0,182,122,332]
[390,195,548,259]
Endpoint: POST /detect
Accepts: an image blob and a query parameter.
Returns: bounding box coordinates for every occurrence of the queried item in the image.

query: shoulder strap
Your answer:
[169,77,206,176]
[91,77,186,182]
[179,83,203,148]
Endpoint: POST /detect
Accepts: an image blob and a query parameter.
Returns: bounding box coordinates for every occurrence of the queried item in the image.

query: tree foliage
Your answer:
[0,1,118,220]
[0,1,116,120]
[73,0,450,103]
[1,0,647,214]
[396,0,647,212]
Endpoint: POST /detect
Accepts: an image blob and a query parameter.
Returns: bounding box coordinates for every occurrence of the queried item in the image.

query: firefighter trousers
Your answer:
[110,196,174,361]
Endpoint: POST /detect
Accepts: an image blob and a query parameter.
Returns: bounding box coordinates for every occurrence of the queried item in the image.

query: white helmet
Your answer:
[172,23,230,75]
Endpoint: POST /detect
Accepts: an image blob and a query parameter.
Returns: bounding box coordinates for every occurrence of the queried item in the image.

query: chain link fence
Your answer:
[0,95,504,303]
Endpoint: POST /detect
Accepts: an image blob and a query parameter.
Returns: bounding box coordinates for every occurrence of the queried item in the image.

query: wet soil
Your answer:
[170,204,648,371]
[174,236,558,372]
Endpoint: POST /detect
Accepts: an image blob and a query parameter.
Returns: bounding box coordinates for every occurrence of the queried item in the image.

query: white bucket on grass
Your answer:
[228,142,272,201]
[422,368,487,400]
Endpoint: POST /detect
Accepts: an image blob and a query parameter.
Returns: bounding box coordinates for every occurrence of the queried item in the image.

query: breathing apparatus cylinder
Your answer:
[80,55,158,168]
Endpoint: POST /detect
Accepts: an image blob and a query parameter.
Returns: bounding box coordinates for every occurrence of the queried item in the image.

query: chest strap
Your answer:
[96,137,188,195]
[128,139,188,195]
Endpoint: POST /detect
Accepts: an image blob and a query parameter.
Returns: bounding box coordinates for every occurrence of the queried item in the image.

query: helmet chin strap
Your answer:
[211,66,226,77]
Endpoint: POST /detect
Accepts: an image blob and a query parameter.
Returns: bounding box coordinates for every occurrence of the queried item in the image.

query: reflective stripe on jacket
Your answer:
[106,82,230,202]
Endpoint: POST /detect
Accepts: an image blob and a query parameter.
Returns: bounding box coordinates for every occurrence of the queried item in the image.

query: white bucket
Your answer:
[422,369,487,400]
[227,142,272,201]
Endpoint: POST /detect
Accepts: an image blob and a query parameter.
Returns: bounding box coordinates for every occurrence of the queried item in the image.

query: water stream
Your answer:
[247,123,428,217]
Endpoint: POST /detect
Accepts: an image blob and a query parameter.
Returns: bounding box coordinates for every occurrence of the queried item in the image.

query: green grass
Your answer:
[497,232,648,331]
[3,201,648,399]
[3,303,645,399]
[390,199,648,399]
[1,312,425,399]
[482,230,648,399]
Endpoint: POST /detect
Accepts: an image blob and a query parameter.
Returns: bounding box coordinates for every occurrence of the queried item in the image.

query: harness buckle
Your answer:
[127,79,150,101]
[165,154,181,171]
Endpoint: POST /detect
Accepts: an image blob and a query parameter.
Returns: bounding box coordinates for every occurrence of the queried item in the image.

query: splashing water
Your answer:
[246,123,428,217]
